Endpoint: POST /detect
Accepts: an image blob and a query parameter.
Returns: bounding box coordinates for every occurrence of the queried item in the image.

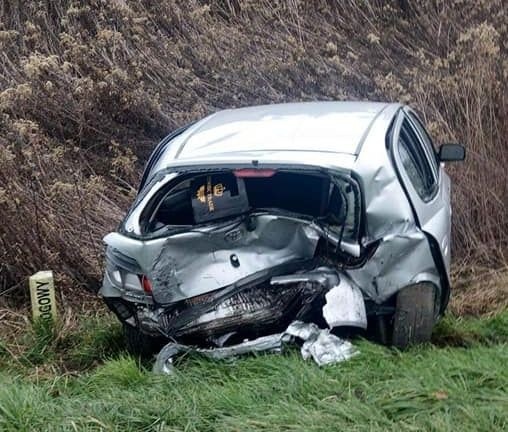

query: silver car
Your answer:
[100,102,465,356]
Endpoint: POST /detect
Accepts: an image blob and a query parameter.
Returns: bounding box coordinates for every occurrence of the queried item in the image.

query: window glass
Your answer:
[407,112,439,173]
[398,120,436,200]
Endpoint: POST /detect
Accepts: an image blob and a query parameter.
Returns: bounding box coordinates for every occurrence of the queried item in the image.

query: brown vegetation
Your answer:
[0,1,506,310]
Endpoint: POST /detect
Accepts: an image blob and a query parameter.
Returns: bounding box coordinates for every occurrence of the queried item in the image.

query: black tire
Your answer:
[391,283,436,349]
[123,324,166,358]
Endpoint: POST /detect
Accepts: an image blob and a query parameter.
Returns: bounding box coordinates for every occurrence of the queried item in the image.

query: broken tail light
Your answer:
[140,275,153,294]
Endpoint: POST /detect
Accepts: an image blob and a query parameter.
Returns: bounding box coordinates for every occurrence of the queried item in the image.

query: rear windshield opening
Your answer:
[245,172,329,217]
[145,170,359,240]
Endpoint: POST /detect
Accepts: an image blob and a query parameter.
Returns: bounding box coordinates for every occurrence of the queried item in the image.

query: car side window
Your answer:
[398,119,437,201]
[407,112,439,174]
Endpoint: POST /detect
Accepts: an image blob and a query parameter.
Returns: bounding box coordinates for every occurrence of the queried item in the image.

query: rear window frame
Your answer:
[126,167,363,246]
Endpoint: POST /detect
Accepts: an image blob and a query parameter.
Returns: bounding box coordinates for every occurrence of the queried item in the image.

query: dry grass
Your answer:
[0,296,122,377]
[450,268,508,317]
[0,1,506,309]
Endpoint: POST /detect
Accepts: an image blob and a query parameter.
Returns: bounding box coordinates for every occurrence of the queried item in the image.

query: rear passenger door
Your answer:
[392,108,452,273]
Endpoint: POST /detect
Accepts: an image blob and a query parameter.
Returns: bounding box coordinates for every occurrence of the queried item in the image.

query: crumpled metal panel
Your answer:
[270,267,339,288]
[153,320,358,374]
[285,321,359,366]
[152,333,290,375]
[271,267,367,329]
[344,107,444,301]
[346,228,441,303]
[162,282,308,338]
[150,215,320,304]
[322,275,367,329]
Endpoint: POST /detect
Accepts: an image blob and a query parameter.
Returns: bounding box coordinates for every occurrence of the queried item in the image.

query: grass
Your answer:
[1,1,507,297]
[0,312,506,431]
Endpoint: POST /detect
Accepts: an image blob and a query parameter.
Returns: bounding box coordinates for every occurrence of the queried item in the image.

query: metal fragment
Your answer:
[322,276,367,329]
[286,321,359,366]
[153,320,358,374]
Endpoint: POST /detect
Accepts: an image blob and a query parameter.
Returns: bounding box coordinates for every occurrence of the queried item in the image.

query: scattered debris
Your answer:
[153,320,358,374]
[285,321,359,366]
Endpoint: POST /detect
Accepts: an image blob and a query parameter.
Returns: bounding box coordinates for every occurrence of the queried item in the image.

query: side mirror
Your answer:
[438,144,465,162]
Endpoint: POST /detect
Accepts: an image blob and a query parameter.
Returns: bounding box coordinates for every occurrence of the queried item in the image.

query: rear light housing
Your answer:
[233,168,276,178]
[140,275,153,294]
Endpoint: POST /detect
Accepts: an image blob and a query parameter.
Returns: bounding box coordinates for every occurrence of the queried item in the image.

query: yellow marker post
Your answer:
[29,271,57,321]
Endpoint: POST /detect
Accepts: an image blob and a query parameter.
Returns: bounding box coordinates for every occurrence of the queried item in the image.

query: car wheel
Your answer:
[123,324,166,357]
[391,282,436,349]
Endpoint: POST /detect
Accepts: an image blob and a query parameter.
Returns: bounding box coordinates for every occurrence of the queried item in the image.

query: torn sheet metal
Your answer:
[271,267,367,329]
[153,332,290,374]
[270,266,339,288]
[100,102,456,360]
[162,281,309,338]
[322,276,367,329]
[285,321,359,366]
[346,228,441,304]
[107,103,448,311]
[153,321,358,374]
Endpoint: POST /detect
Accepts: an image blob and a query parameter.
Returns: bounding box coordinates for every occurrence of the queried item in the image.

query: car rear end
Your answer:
[101,163,369,352]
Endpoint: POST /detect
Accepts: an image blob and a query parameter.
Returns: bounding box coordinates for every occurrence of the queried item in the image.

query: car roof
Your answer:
[170,101,398,160]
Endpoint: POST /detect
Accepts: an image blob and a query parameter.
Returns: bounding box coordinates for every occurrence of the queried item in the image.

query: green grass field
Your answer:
[0,312,507,431]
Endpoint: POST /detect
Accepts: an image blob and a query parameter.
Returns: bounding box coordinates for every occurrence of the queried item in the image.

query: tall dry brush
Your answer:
[0,0,506,304]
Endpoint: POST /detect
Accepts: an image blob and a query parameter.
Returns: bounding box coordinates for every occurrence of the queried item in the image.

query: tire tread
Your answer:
[392,283,436,349]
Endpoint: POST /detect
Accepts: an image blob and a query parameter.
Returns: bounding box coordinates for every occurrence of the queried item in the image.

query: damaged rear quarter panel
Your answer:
[345,229,441,304]
[347,107,443,304]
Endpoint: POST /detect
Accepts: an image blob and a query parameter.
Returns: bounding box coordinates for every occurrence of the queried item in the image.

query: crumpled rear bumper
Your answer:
[164,266,367,340]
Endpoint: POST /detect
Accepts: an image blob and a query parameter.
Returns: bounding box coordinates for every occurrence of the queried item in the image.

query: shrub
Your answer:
[0,0,506,302]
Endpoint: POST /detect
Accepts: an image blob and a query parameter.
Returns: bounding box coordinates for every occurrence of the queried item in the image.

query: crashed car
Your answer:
[100,102,465,357]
